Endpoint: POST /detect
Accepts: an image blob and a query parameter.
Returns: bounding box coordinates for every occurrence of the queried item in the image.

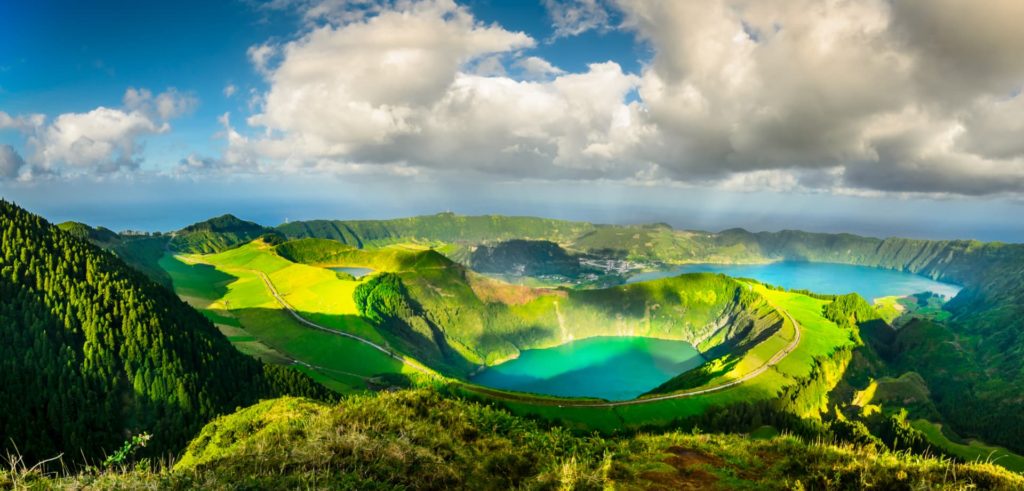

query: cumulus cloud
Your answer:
[0,111,45,131]
[31,107,166,174]
[0,87,195,179]
[225,0,1024,198]
[0,145,26,180]
[543,0,611,39]
[224,84,237,97]
[123,87,198,120]
[234,0,648,180]
[610,0,1024,195]
[247,43,278,75]
[514,56,565,80]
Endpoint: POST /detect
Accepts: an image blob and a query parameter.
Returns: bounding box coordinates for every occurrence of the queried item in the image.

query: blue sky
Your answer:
[2,0,1023,241]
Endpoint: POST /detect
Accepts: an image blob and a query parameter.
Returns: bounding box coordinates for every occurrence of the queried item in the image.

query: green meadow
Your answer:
[160,243,412,393]
[155,237,861,432]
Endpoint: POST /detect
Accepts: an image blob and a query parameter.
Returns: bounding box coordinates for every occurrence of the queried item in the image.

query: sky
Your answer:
[2,0,1023,241]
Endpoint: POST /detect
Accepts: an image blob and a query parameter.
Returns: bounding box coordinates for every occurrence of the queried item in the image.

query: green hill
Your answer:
[57,220,121,244]
[274,237,451,271]
[281,238,785,375]
[12,390,1022,490]
[170,214,270,253]
[157,211,1024,455]
[0,201,330,464]
[469,239,583,277]
[276,212,596,247]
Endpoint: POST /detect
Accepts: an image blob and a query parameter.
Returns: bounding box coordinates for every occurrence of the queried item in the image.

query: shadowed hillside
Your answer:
[0,202,331,464]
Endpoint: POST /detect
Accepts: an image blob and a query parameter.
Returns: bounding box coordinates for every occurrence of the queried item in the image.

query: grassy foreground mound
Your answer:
[10,389,1022,490]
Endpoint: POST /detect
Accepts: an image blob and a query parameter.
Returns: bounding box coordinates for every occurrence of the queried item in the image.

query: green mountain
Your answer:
[343,249,783,374]
[268,213,1024,453]
[0,201,330,464]
[170,214,270,253]
[469,239,583,277]
[100,209,1024,456]
[12,390,1022,490]
[276,212,596,247]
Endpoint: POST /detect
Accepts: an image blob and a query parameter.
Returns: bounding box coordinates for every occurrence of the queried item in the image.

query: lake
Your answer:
[626,261,961,301]
[329,266,375,279]
[470,336,705,401]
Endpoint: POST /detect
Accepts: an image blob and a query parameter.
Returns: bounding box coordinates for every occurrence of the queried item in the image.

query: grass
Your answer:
[873,293,953,326]
[12,389,1024,489]
[160,239,856,433]
[451,283,857,431]
[912,419,1024,473]
[874,296,905,324]
[160,244,411,393]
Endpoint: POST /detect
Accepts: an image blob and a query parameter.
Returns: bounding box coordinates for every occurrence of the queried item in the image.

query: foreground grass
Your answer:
[5,389,1021,490]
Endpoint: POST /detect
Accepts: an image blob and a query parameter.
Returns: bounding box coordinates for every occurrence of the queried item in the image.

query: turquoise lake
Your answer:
[470,336,705,401]
[626,262,961,301]
[329,266,375,278]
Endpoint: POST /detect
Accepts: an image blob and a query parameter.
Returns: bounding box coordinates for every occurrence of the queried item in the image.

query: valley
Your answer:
[6,204,1024,488]
[149,213,1024,460]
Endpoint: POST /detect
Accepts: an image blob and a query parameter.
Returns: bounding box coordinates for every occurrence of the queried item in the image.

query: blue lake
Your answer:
[470,336,705,401]
[329,267,375,279]
[626,262,961,301]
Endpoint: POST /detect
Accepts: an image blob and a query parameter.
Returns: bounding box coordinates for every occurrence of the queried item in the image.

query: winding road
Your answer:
[254,270,803,408]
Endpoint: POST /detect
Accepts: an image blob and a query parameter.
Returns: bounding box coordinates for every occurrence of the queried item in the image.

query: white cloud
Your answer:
[32,107,167,174]
[123,87,198,120]
[242,0,534,163]
[0,145,26,180]
[0,111,45,131]
[224,84,237,97]
[609,0,1024,195]
[223,0,1024,197]
[234,0,646,180]
[543,0,611,39]
[1,87,195,179]
[247,43,278,75]
[514,56,565,80]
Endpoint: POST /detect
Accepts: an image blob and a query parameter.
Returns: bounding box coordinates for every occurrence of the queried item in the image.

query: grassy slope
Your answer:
[911,419,1024,473]
[159,239,855,434]
[15,390,1023,490]
[277,212,597,247]
[169,214,270,254]
[274,236,788,371]
[490,285,856,432]
[160,243,410,393]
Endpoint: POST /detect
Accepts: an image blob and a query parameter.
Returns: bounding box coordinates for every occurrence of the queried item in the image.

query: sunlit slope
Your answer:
[484,285,857,431]
[268,237,789,373]
[160,242,411,393]
[276,212,596,247]
[160,237,858,433]
[170,214,270,254]
[275,237,449,272]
